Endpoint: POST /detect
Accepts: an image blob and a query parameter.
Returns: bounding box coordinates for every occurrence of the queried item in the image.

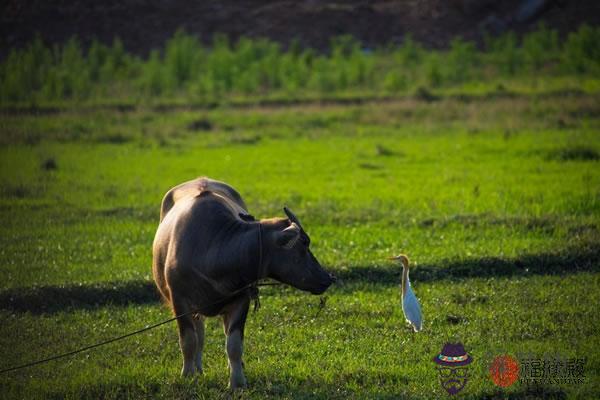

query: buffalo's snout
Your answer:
[309,272,336,294]
[310,282,331,295]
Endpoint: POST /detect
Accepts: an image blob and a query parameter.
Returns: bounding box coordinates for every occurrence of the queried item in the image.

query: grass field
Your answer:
[0,89,599,398]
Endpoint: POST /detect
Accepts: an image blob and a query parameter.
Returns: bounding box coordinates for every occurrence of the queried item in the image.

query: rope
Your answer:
[0,221,333,374]
[0,312,182,374]
[250,222,264,312]
[0,280,282,374]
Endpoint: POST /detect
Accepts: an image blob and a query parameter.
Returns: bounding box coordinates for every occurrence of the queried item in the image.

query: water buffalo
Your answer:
[152,177,335,388]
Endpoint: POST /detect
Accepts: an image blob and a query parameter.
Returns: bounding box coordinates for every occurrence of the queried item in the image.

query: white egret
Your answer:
[390,254,423,332]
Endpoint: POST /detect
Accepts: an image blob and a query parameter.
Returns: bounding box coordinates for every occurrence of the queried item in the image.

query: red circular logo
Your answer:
[489,355,520,387]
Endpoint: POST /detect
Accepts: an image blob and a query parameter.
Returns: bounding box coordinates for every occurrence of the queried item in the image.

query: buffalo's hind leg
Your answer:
[192,313,205,373]
[222,295,250,389]
[172,298,198,376]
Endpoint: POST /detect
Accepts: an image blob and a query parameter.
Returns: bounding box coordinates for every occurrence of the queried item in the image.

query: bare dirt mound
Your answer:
[2,0,599,56]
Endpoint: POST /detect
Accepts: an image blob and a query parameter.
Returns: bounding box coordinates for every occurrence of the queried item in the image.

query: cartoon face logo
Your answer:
[433,342,473,395]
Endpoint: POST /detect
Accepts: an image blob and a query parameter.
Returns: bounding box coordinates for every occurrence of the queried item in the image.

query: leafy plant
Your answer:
[1,24,599,105]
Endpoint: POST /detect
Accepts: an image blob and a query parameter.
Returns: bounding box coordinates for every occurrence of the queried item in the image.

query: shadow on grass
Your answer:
[9,378,390,400]
[4,374,571,399]
[1,244,598,314]
[475,386,567,400]
[156,373,411,399]
[0,281,160,314]
[335,242,599,286]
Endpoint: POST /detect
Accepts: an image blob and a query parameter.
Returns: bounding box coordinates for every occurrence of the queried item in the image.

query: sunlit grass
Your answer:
[0,88,598,398]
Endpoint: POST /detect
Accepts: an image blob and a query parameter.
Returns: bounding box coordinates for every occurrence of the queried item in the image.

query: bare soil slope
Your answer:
[2,0,599,56]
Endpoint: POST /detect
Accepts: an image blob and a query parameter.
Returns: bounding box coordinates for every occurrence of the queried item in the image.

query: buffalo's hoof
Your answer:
[229,375,247,390]
[181,365,196,377]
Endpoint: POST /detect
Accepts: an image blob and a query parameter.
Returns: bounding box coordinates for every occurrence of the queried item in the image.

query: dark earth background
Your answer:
[2,0,599,57]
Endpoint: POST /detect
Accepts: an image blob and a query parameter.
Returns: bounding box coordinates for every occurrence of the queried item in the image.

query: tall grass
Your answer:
[1,24,600,105]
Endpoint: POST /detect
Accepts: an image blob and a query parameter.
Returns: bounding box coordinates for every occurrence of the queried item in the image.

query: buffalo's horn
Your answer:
[283,206,304,230]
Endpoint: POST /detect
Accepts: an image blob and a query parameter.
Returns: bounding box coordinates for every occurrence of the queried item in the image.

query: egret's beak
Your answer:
[389,254,410,268]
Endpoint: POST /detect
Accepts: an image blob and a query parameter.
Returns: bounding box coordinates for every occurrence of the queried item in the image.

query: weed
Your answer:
[2,25,600,105]
[414,86,438,102]
[41,158,58,171]
[186,118,213,131]
[549,145,599,161]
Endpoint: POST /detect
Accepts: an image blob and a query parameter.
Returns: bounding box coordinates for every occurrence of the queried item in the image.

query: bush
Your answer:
[445,38,478,83]
[561,24,600,74]
[0,36,51,102]
[485,31,522,76]
[424,53,443,87]
[397,35,423,68]
[165,30,202,90]
[383,70,408,92]
[1,24,599,105]
[140,50,167,96]
[522,23,559,71]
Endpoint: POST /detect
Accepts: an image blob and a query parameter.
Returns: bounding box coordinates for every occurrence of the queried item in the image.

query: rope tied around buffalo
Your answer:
[249,219,264,312]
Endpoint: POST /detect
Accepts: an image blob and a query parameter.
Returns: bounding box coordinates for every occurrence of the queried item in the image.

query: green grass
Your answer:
[0,89,599,398]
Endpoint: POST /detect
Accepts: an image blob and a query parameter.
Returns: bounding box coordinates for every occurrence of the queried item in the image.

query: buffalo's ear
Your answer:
[275,223,300,249]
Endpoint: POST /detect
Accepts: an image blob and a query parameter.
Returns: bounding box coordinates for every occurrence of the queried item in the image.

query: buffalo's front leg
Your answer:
[222,295,250,389]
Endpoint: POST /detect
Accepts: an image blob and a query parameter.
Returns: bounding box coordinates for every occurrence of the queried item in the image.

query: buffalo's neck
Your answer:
[207,219,262,294]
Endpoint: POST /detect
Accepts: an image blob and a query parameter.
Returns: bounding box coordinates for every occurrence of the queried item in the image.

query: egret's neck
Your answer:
[401,265,409,297]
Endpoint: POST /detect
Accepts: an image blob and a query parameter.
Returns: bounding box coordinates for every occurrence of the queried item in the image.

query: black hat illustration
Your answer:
[433,342,473,367]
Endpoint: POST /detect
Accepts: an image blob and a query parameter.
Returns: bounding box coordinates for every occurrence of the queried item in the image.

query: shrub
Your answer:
[424,53,443,87]
[522,23,559,71]
[1,24,599,104]
[140,50,167,96]
[561,24,600,74]
[485,31,522,76]
[445,38,478,83]
[165,30,202,89]
[0,36,51,102]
